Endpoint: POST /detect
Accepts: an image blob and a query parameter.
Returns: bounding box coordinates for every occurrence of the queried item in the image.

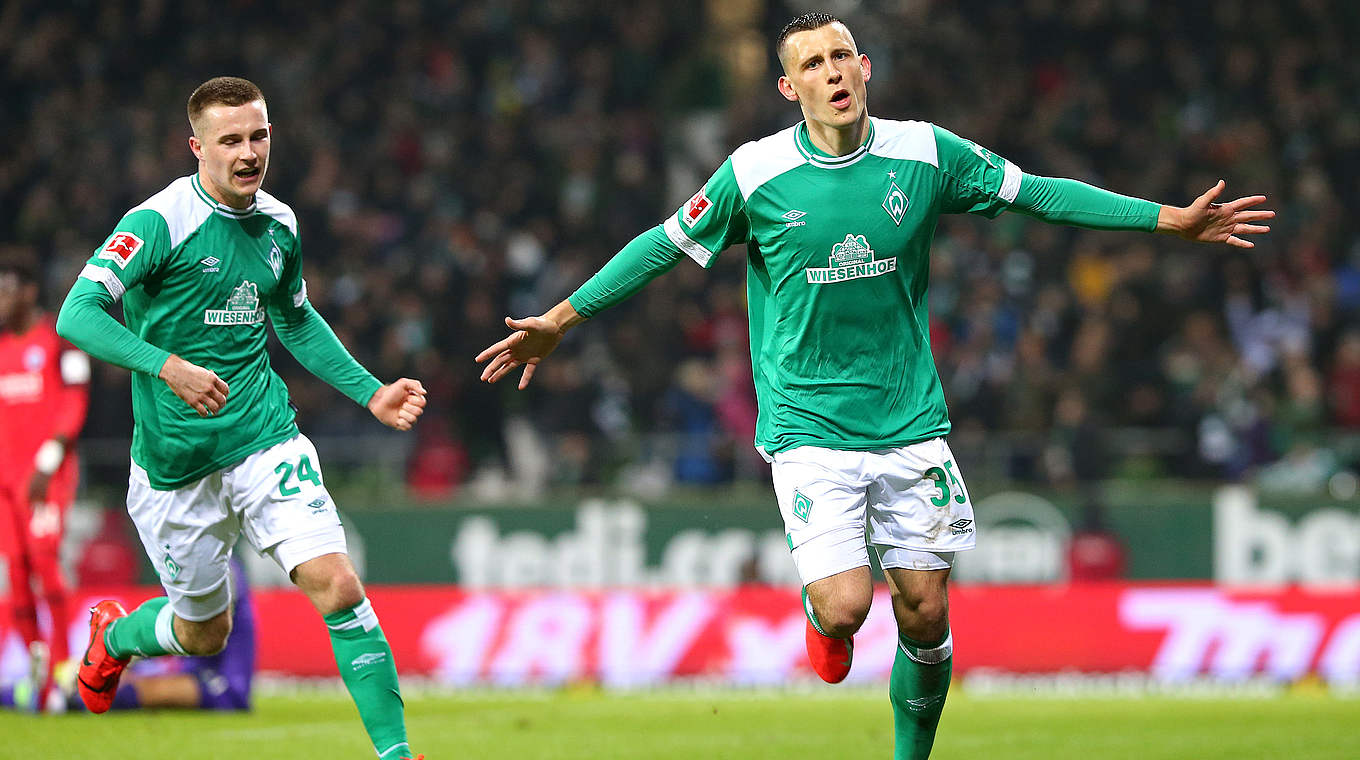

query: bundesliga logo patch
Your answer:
[98,232,143,269]
[682,188,712,227]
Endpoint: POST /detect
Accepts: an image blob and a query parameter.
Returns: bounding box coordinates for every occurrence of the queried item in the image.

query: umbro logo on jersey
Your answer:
[883,182,908,226]
[200,256,221,273]
[783,209,807,227]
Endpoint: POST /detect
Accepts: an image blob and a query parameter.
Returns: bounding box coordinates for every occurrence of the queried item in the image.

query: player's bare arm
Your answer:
[1156,180,1274,248]
[158,354,229,417]
[476,298,585,389]
[366,378,428,431]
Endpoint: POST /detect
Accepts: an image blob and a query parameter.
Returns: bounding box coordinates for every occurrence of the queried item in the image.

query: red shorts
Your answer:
[0,469,75,560]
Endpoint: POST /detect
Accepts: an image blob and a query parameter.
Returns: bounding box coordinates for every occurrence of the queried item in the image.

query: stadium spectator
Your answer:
[0,1,1355,491]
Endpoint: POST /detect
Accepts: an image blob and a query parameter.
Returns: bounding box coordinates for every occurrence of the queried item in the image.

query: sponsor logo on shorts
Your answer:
[204,280,265,325]
[949,518,974,536]
[792,490,813,523]
[351,652,388,671]
[308,497,329,514]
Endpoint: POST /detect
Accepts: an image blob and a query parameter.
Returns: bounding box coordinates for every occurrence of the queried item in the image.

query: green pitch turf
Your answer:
[3,687,1355,759]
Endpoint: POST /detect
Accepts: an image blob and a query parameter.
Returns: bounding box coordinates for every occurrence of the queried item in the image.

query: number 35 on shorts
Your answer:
[924,460,968,508]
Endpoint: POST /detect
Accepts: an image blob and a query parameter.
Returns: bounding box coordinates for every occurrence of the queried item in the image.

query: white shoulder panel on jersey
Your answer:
[868,118,939,167]
[128,176,210,250]
[254,189,300,238]
[730,124,806,200]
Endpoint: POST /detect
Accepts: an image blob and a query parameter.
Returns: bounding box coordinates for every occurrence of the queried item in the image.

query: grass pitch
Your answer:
[2,686,1354,759]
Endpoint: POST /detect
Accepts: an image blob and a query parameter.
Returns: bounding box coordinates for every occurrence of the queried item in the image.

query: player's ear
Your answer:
[778,75,799,103]
[189,135,203,161]
[860,54,871,83]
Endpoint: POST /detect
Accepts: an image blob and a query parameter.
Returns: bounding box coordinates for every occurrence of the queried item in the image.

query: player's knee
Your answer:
[180,616,232,656]
[315,567,365,613]
[814,597,871,638]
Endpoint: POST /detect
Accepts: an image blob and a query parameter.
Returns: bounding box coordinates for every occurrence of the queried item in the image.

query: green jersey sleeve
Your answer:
[55,209,174,376]
[82,209,171,295]
[265,228,382,407]
[660,157,750,269]
[933,125,1023,218]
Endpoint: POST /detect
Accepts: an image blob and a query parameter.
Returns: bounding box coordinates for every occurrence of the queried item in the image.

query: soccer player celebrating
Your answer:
[476,12,1272,759]
[56,77,426,760]
[0,253,90,712]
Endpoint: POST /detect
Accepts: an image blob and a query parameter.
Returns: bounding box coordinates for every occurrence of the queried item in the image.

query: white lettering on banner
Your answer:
[1118,589,1353,683]
[488,594,593,685]
[1215,485,1360,585]
[599,593,715,687]
[420,596,503,685]
[451,501,798,589]
[1319,615,1360,685]
[725,615,806,684]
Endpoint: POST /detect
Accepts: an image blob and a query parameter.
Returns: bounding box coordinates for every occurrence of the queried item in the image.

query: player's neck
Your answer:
[196,170,255,210]
[804,112,870,157]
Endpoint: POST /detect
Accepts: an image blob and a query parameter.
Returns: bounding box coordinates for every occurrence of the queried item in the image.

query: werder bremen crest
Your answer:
[204,280,266,325]
[805,234,898,284]
[267,231,284,278]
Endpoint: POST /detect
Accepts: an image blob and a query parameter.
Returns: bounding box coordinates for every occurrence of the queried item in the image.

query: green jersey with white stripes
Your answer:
[662,118,1023,456]
[78,175,310,488]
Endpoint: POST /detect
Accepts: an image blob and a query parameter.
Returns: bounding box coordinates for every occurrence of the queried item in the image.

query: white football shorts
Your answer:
[126,434,347,620]
[771,438,977,585]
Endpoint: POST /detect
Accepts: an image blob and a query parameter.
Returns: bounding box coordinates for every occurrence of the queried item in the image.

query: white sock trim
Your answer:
[376,741,410,758]
[901,630,953,665]
[155,602,188,655]
[327,598,380,633]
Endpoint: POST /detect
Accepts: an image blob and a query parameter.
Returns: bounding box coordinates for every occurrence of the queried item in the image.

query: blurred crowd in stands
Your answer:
[2,0,1357,499]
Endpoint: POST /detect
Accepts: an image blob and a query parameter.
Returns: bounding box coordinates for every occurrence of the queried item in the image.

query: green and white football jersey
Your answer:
[663,118,1023,456]
[78,175,310,489]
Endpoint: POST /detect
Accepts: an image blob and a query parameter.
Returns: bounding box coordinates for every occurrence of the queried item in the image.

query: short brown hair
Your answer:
[776,11,843,62]
[187,76,265,132]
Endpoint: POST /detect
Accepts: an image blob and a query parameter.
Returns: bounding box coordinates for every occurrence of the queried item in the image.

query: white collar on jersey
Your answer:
[190,174,258,218]
[794,118,876,169]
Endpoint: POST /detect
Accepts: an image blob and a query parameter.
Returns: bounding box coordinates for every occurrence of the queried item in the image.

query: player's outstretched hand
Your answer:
[1158,180,1274,248]
[368,378,427,431]
[476,315,567,389]
[159,354,230,417]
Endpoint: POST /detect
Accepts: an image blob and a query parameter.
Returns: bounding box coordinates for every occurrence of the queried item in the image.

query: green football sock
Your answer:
[324,599,409,759]
[104,597,187,659]
[889,630,953,760]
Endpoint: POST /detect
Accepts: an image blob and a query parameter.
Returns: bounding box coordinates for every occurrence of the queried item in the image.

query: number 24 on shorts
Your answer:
[925,461,968,507]
[275,454,322,496]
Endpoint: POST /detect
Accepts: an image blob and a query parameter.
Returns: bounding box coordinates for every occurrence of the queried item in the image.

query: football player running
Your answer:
[57,77,426,760]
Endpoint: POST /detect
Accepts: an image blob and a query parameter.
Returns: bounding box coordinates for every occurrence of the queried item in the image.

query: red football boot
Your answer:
[803,587,853,683]
[77,601,131,713]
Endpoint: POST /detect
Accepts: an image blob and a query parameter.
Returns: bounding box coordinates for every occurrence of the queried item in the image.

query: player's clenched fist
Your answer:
[158,354,229,417]
[367,378,427,431]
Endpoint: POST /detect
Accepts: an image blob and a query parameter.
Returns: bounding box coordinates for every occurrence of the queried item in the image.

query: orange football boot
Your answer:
[76,601,131,713]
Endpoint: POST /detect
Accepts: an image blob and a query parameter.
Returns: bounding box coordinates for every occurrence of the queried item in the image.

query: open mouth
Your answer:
[235,167,260,180]
[829,89,851,109]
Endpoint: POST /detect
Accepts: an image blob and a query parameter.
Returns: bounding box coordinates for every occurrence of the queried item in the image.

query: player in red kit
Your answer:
[0,254,90,710]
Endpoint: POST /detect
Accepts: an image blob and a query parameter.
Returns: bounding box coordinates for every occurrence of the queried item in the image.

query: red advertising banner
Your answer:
[3,584,1358,686]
